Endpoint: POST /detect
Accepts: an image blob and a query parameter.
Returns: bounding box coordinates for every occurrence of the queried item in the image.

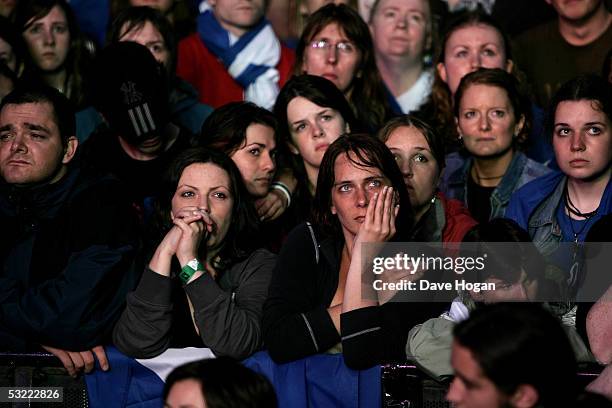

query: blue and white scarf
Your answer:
[197,4,280,110]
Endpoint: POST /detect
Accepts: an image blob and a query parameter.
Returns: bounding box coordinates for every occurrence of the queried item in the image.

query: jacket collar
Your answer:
[0,167,81,219]
[447,151,527,206]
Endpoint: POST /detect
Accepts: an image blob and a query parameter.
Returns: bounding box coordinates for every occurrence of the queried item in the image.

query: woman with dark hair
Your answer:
[196,101,293,222]
[113,148,276,360]
[506,74,612,290]
[378,114,476,245]
[164,357,277,408]
[440,68,550,224]
[14,0,93,110]
[294,3,392,132]
[264,134,444,367]
[274,74,359,221]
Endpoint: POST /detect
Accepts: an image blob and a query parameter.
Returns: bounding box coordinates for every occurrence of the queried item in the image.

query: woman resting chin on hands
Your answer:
[113,148,276,360]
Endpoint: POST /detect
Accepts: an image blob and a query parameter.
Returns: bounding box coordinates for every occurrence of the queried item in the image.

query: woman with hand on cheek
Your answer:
[113,148,276,360]
[264,134,445,368]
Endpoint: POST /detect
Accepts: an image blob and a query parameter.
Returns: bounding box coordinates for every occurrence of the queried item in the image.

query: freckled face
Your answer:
[456,84,524,159]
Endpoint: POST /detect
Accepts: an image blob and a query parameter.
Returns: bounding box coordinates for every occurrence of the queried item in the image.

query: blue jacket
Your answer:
[440,151,551,220]
[505,172,612,254]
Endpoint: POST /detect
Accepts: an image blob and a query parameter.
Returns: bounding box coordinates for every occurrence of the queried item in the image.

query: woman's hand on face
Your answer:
[355,186,398,246]
[255,189,288,221]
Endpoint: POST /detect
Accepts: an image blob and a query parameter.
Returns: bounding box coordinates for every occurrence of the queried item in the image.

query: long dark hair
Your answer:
[14,0,93,109]
[313,133,413,239]
[274,74,360,145]
[294,4,391,132]
[152,148,260,269]
[274,74,362,184]
[197,101,278,155]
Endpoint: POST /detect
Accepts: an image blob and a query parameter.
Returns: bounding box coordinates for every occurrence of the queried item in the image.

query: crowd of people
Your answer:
[1,0,611,407]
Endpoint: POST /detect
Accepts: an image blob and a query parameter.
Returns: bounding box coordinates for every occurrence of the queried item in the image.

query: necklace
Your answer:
[563,181,598,243]
[564,182,599,219]
[470,167,504,184]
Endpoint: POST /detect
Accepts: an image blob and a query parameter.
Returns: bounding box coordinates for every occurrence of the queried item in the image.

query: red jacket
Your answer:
[439,191,478,244]
[176,32,295,108]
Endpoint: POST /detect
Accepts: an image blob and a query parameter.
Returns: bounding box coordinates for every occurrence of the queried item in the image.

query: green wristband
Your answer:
[179,258,203,285]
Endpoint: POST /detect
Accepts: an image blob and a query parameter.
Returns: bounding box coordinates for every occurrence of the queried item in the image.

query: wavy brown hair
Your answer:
[294,3,391,132]
[428,8,513,149]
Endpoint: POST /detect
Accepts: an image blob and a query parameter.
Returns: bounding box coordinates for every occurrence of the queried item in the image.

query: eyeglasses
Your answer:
[309,39,356,54]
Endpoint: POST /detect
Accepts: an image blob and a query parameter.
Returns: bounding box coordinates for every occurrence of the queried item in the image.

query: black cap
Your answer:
[91,41,169,145]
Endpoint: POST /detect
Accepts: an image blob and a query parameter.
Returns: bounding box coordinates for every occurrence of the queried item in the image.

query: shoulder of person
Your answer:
[523,156,553,179]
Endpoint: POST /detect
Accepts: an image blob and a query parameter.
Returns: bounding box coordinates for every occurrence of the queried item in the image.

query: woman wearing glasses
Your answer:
[294,3,392,132]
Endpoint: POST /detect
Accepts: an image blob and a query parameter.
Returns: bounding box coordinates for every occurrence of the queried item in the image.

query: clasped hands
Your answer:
[157,206,214,268]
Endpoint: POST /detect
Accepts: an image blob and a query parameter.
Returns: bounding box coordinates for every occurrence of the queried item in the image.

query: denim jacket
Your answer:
[440,151,551,220]
[506,172,612,255]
